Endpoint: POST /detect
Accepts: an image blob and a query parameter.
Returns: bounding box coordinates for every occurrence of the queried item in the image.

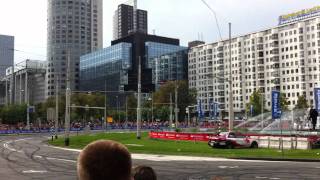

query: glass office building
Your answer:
[146,42,188,89]
[80,43,132,91]
[80,41,188,92]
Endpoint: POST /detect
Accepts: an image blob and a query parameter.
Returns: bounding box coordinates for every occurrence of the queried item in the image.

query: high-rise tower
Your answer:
[46,0,103,98]
[113,4,148,40]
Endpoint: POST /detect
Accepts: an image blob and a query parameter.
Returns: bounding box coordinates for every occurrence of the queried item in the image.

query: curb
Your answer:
[231,157,320,162]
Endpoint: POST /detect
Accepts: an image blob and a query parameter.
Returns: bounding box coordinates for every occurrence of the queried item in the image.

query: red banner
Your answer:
[149,132,211,142]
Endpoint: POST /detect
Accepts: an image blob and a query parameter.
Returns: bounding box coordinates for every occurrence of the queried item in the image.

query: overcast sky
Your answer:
[0,0,319,63]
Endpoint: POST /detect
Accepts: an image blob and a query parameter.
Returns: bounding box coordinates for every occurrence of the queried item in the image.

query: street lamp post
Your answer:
[148,94,154,125]
[169,93,173,130]
[228,23,234,132]
[25,69,30,131]
[151,93,154,124]
[125,96,128,128]
[175,83,179,129]
[116,96,120,124]
[103,81,107,131]
[64,51,71,146]
[136,56,142,139]
[55,75,59,139]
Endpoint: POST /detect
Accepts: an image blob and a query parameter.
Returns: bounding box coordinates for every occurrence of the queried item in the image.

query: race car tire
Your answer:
[250,141,258,149]
[226,141,234,149]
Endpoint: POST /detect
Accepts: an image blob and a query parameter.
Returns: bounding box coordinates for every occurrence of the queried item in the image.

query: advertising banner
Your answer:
[214,102,219,119]
[209,100,214,119]
[149,132,210,142]
[279,6,320,25]
[197,99,204,120]
[271,90,281,119]
[314,88,320,113]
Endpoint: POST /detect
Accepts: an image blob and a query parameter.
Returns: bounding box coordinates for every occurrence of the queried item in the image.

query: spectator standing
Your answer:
[309,107,318,130]
[77,140,132,180]
[132,165,157,180]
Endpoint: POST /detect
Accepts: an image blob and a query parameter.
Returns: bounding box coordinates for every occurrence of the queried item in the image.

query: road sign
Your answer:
[107,117,113,123]
[28,106,35,113]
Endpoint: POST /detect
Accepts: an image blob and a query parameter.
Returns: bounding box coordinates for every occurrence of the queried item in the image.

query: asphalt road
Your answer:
[0,134,320,180]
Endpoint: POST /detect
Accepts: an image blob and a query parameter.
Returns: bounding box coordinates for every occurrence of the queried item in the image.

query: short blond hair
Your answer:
[77,140,132,180]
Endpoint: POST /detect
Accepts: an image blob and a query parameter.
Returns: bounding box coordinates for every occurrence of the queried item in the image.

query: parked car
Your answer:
[208,132,258,149]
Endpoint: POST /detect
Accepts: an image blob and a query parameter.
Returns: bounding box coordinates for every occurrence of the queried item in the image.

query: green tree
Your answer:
[295,95,309,109]
[153,81,196,121]
[0,104,28,125]
[246,90,265,116]
[126,95,137,121]
[280,93,289,111]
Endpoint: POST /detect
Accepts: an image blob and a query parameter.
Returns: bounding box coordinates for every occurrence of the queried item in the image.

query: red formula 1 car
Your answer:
[208,132,259,149]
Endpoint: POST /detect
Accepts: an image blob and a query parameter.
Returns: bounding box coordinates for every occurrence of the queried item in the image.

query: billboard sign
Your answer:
[271,91,281,119]
[279,6,320,25]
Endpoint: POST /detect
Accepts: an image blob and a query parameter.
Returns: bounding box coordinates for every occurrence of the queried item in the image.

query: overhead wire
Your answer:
[200,0,223,41]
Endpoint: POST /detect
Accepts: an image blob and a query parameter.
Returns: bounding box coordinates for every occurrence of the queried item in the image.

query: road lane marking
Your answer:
[255,177,268,179]
[2,139,77,164]
[125,144,144,147]
[22,170,48,174]
[218,165,239,169]
[46,157,77,163]
[3,141,23,153]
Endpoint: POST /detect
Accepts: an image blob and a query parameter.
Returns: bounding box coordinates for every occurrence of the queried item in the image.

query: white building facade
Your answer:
[189,15,320,117]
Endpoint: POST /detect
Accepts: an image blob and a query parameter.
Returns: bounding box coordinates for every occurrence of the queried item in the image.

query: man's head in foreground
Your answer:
[77,140,132,180]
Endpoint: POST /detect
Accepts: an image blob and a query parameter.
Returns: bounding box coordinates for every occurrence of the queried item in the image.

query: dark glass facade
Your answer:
[80,33,188,95]
[146,42,188,89]
[80,43,132,91]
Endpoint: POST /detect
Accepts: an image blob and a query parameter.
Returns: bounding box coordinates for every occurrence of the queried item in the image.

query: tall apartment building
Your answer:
[0,35,14,78]
[46,0,103,98]
[189,10,320,117]
[113,4,148,40]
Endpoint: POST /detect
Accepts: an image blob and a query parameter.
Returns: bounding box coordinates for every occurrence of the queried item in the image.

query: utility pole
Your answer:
[103,81,107,131]
[169,93,173,130]
[10,63,15,105]
[125,96,128,128]
[228,23,234,132]
[64,50,71,146]
[55,75,59,139]
[175,82,179,129]
[261,95,264,129]
[187,106,190,127]
[136,56,141,139]
[26,60,30,131]
[151,93,154,124]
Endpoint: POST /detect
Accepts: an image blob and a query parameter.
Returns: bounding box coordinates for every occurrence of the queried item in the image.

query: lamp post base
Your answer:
[64,138,70,146]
